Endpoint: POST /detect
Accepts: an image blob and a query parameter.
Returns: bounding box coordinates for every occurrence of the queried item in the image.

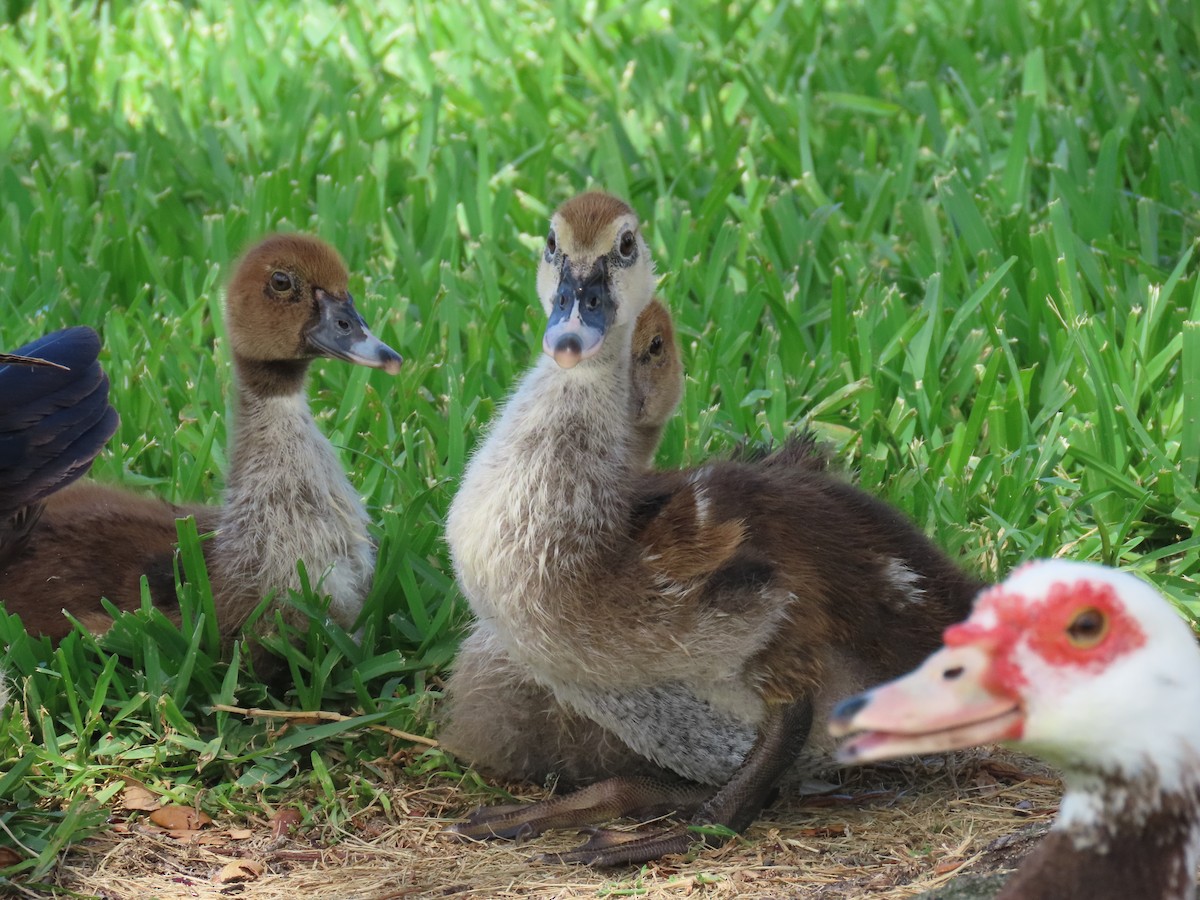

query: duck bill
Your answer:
[306,289,403,374]
[542,258,616,368]
[828,644,1023,764]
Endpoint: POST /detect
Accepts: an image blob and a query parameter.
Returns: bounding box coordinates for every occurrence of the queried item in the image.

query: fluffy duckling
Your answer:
[439,299,686,785]
[444,191,984,865]
[831,560,1200,900]
[0,235,401,642]
[210,234,401,635]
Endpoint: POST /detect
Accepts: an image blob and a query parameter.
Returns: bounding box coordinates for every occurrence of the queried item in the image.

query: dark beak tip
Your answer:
[381,351,403,375]
[556,334,583,357]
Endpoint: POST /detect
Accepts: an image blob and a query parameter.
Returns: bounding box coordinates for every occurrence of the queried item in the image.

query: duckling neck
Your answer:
[999,767,1200,900]
[214,356,374,630]
[448,328,636,628]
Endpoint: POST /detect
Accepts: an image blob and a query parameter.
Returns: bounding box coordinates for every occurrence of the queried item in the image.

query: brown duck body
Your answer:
[0,235,401,643]
[0,326,121,701]
[2,484,213,639]
[444,192,983,863]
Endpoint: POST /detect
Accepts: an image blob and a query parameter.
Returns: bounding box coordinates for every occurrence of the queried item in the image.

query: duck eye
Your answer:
[1066,607,1108,648]
[618,231,636,259]
[270,271,293,293]
[648,335,664,355]
[545,231,557,258]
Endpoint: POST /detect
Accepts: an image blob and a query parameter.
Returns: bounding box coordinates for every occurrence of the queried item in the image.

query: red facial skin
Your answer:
[831,572,1153,763]
[945,578,1148,708]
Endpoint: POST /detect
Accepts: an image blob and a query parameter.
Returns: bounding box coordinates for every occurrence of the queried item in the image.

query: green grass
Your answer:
[1,0,1198,888]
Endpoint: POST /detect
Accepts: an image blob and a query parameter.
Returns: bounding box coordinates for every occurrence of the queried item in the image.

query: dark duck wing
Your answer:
[0,327,119,562]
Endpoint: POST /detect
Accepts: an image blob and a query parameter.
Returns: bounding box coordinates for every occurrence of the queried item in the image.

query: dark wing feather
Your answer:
[0,326,120,524]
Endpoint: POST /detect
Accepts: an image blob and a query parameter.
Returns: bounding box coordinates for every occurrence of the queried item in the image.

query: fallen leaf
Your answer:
[228,829,254,840]
[934,859,965,876]
[270,808,303,839]
[0,847,21,866]
[121,782,162,812]
[150,806,213,831]
[214,860,264,884]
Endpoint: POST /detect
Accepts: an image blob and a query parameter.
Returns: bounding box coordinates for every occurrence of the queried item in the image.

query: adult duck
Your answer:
[830,560,1200,900]
[0,235,401,642]
[444,191,983,865]
[1,325,119,705]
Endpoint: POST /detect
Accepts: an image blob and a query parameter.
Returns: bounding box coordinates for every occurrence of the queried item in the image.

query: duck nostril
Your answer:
[831,694,869,722]
[943,665,965,681]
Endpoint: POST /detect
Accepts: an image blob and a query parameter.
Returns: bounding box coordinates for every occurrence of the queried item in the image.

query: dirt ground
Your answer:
[28,746,1073,900]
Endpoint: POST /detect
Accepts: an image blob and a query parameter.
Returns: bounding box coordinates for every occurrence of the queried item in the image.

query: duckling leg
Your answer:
[544,696,813,866]
[447,776,713,841]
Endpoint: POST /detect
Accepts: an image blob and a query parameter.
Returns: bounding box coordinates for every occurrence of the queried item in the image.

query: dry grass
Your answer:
[44,747,1061,900]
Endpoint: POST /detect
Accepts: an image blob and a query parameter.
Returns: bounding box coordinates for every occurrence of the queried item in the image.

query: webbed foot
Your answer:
[537,823,704,866]
[445,777,710,843]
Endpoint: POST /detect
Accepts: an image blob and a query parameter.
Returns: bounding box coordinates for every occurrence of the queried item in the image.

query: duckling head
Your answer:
[226,233,402,378]
[538,192,656,369]
[631,299,684,428]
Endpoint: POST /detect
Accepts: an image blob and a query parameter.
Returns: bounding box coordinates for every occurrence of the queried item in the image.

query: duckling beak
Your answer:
[306,289,403,374]
[828,644,1023,763]
[543,257,616,368]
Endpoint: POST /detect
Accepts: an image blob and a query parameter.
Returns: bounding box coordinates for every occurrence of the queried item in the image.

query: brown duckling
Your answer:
[0,235,401,642]
[439,298,687,786]
[444,191,984,866]
[831,560,1200,900]
[628,299,683,469]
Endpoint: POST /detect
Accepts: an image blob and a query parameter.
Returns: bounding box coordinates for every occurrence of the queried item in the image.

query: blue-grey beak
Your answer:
[306,289,403,375]
[543,257,616,368]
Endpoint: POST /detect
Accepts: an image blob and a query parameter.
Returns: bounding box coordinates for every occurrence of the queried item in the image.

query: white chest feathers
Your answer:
[216,392,375,628]
[446,362,631,624]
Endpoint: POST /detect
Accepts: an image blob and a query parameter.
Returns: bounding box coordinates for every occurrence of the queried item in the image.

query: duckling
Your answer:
[209,234,401,635]
[444,191,984,865]
[830,560,1200,900]
[439,299,687,786]
[628,299,683,469]
[0,235,401,642]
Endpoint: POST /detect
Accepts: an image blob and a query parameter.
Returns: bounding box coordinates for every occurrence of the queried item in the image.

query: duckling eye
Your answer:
[648,335,664,356]
[1066,607,1108,648]
[618,231,636,259]
[545,230,557,260]
[270,271,293,293]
